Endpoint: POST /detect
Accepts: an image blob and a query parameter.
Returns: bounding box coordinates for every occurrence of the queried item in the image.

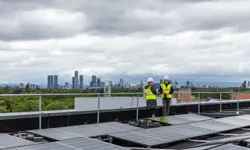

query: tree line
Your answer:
[0,82,248,113]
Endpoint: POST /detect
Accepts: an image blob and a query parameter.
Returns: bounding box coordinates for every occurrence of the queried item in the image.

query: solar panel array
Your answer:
[109,123,217,147]
[6,137,129,150]
[0,134,35,149]
[4,114,250,149]
[29,122,140,140]
[150,113,212,125]
[109,114,250,147]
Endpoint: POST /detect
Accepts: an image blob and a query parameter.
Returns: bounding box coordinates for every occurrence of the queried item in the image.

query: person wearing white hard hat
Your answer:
[158,76,174,116]
[145,77,157,118]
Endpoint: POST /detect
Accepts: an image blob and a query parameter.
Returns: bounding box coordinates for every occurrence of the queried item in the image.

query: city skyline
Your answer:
[0,0,250,84]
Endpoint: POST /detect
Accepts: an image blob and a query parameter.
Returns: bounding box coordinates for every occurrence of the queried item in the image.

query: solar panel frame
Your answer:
[0,134,36,149]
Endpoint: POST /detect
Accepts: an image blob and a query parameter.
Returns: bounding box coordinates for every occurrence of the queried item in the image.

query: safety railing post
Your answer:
[237,92,239,110]
[136,93,139,120]
[219,92,222,112]
[97,93,100,123]
[198,92,200,114]
[39,95,42,130]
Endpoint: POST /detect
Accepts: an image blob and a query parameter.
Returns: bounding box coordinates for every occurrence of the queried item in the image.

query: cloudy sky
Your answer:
[1,0,250,84]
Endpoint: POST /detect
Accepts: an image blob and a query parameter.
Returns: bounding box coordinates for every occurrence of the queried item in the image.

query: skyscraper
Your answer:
[97,78,101,87]
[74,71,79,88]
[47,75,59,89]
[119,78,124,88]
[51,75,54,88]
[92,75,97,87]
[54,75,58,88]
[72,77,75,89]
[80,75,83,89]
[47,75,52,89]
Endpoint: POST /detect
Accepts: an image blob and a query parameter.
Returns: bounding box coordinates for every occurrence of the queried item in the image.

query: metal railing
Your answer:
[0,91,248,129]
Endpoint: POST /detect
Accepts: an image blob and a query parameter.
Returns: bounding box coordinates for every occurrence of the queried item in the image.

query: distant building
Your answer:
[72,77,75,89]
[79,75,84,89]
[74,71,79,88]
[97,78,101,87]
[119,78,124,88]
[47,75,58,89]
[91,75,97,87]
[54,75,58,88]
[47,75,52,89]
[64,82,70,89]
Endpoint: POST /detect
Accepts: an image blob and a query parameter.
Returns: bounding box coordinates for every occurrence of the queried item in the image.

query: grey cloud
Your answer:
[2,0,250,41]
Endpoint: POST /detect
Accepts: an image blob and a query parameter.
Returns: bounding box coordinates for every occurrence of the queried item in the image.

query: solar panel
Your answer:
[29,122,140,140]
[109,126,189,147]
[59,137,129,150]
[189,120,240,132]
[18,137,129,150]
[175,114,212,121]
[17,142,77,150]
[168,124,216,137]
[237,115,250,121]
[209,144,250,150]
[215,116,250,127]
[150,116,192,124]
[0,134,35,149]
[109,131,168,147]
[150,114,211,125]
[29,128,81,140]
[184,144,249,150]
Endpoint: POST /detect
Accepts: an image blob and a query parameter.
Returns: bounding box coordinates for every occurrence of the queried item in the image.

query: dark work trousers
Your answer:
[162,98,171,116]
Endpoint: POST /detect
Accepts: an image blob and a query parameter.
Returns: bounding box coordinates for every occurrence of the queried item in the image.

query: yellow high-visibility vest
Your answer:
[145,86,157,100]
[160,83,172,98]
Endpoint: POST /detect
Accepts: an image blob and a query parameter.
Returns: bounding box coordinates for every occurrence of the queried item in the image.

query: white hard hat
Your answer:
[147,77,154,82]
[163,76,169,80]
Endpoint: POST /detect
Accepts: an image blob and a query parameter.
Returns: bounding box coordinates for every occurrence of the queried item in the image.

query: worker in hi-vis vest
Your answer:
[145,77,157,118]
[158,76,174,116]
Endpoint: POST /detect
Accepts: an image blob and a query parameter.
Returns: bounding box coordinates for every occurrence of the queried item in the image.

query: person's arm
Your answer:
[169,85,174,94]
[158,85,163,94]
[150,86,157,95]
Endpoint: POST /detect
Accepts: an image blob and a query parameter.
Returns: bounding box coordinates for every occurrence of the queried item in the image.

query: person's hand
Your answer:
[163,92,169,94]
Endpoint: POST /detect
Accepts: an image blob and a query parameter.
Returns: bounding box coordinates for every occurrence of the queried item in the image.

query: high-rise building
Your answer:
[92,75,97,87]
[119,78,124,88]
[64,82,70,89]
[74,71,79,88]
[80,75,84,89]
[97,78,101,87]
[47,75,59,89]
[51,75,54,88]
[54,75,58,88]
[72,77,75,89]
[47,75,52,89]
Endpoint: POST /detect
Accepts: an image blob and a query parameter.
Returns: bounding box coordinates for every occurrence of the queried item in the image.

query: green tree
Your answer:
[25,83,30,93]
